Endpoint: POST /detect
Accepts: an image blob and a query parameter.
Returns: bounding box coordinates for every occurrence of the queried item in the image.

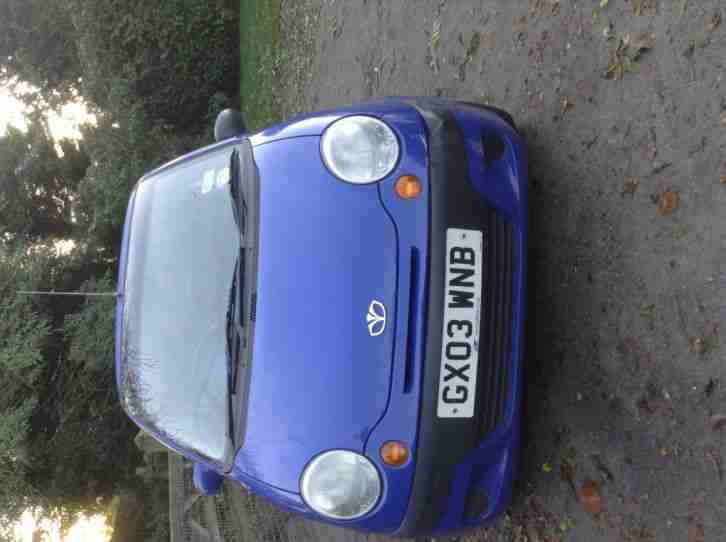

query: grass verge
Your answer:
[240,0,282,129]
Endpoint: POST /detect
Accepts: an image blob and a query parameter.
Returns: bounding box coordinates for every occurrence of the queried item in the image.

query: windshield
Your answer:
[120,145,240,464]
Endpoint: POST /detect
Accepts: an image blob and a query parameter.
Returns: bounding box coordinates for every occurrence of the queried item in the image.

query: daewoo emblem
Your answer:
[366,300,386,337]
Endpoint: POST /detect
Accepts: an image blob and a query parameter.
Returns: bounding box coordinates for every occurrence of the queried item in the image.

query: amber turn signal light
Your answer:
[394,175,422,199]
[380,441,409,467]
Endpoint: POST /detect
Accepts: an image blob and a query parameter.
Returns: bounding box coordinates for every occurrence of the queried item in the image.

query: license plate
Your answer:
[437,228,483,418]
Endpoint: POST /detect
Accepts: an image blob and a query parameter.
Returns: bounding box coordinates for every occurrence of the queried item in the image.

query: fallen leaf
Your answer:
[542,462,553,473]
[628,524,656,541]
[705,446,723,480]
[689,337,707,354]
[605,37,645,80]
[561,97,574,114]
[513,15,528,35]
[706,13,721,32]
[622,177,639,196]
[481,31,496,50]
[430,19,441,49]
[629,32,655,59]
[673,224,688,240]
[640,303,656,318]
[688,515,705,542]
[466,32,481,59]
[721,174,726,185]
[530,0,560,17]
[560,460,577,496]
[632,0,655,16]
[579,479,602,515]
[657,191,679,215]
[710,414,726,431]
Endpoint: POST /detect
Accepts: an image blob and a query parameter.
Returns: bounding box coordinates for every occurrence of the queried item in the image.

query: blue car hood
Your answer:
[235,136,397,492]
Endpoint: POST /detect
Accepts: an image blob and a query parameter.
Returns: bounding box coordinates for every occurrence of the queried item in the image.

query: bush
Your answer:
[69,0,238,127]
[68,0,239,250]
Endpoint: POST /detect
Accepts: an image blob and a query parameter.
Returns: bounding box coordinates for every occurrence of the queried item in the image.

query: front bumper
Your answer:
[394,99,528,536]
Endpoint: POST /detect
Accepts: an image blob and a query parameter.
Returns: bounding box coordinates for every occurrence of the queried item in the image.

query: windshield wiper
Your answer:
[225,257,243,442]
[225,259,241,395]
[225,143,253,448]
[228,149,247,236]
[225,246,248,441]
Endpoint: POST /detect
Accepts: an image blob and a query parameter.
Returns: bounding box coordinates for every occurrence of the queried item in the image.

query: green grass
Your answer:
[239,0,282,129]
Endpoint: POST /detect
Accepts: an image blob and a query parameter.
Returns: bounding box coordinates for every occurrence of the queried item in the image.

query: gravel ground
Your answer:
[273,1,726,540]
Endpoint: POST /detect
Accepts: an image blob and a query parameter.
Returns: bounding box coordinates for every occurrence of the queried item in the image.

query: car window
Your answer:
[121,147,238,464]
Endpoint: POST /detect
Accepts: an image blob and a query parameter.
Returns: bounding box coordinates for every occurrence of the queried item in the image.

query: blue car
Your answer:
[115,97,527,536]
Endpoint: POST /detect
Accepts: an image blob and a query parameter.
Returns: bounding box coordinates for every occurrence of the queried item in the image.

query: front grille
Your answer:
[476,209,514,439]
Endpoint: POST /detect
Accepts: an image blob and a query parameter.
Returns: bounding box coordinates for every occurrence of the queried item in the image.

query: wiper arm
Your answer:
[225,246,248,442]
[225,263,243,460]
[226,144,253,446]
[228,149,247,236]
[225,259,241,393]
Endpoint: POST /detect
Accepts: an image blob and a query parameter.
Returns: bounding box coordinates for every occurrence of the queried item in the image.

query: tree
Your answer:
[0,245,140,527]
[0,245,53,524]
[0,0,240,528]
[68,0,238,125]
[0,119,90,243]
[0,0,80,106]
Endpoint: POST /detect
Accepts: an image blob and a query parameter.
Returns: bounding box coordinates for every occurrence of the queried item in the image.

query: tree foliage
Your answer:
[0,0,239,527]
[69,0,238,127]
[0,0,80,105]
[70,0,238,247]
[0,246,55,523]
[0,119,90,242]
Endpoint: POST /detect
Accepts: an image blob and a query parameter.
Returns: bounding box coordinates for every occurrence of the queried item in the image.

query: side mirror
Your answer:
[214,109,247,142]
[193,462,223,495]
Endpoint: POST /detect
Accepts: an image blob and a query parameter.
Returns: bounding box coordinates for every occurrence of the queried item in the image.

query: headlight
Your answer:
[300,450,381,520]
[320,116,400,184]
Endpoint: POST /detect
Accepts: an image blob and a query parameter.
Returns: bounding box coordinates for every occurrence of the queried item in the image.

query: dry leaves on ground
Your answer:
[529,0,561,18]
[579,479,602,515]
[560,460,577,496]
[622,177,639,196]
[710,413,726,431]
[706,13,721,32]
[689,337,706,354]
[632,0,656,16]
[605,34,653,80]
[688,514,705,542]
[628,32,656,59]
[705,446,723,480]
[657,191,679,215]
[560,97,574,115]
